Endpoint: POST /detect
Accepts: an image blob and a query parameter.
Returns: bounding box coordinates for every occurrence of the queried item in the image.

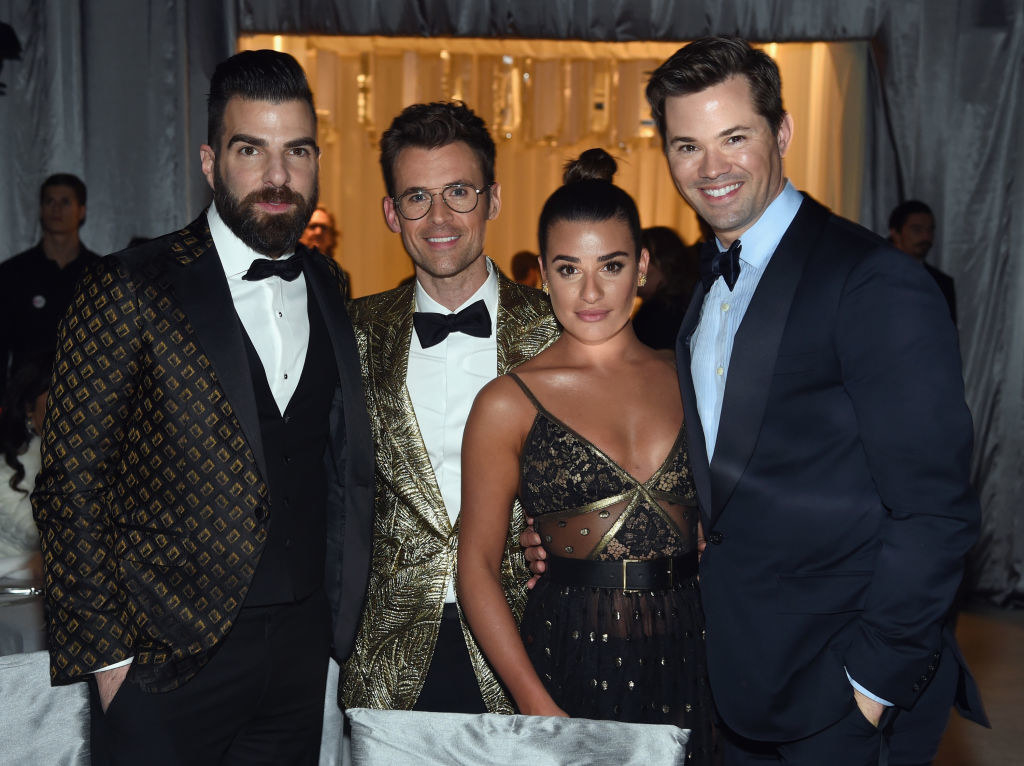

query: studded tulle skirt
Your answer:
[521,571,716,765]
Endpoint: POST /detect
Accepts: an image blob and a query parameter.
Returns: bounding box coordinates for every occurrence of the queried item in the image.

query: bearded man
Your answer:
[32,49,373,765]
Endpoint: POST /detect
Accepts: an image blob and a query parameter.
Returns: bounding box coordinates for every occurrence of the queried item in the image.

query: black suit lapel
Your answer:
[709,198,829,523]
[675,286,713,520]
[304,249,374,488]
[166,224,267,481]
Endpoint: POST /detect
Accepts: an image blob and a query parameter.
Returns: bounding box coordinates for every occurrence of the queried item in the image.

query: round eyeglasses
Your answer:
[393,183,492,221]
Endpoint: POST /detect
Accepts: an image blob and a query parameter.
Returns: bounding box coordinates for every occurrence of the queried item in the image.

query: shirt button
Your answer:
[283,373,288,380]
[277,311,283,317]
[721,302,730,312]
[716,366,724,376]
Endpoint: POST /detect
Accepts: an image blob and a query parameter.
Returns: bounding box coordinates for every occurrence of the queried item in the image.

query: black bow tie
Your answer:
[700,238,742,291]
[243,254,304,282]
[413,300,492,348]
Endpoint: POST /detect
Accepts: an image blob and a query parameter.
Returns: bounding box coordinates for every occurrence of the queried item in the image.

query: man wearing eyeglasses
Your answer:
[339,101,558,714]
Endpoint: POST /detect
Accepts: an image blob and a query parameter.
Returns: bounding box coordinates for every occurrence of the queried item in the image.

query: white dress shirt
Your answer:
[406,260,499,603]
[689,182,891,707]
[209,202,309,414]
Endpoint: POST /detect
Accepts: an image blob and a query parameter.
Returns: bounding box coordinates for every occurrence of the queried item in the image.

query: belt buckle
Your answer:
[621,558,640,593]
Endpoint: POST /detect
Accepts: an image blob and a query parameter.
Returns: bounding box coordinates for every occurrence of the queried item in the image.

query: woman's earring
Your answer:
[542,282,550,295]
[637,273,647,287]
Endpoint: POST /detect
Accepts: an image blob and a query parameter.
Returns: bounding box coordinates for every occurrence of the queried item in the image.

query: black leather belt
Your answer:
[544,554,697,592]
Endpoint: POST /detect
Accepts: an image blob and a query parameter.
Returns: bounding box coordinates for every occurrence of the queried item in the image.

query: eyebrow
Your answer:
[671,124,753,144]
[397,180,477,196]
[550,251,630,263]
[226,134,317,149]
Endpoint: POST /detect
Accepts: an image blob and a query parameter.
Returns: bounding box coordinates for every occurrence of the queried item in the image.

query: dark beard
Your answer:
[213,166,318,258]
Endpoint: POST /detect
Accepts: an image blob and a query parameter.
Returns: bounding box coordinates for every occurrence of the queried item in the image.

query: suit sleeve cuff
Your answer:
[846,668,894,706]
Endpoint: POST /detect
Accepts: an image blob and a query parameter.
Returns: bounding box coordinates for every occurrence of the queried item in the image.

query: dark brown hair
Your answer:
[646,36,786,147]
[379,101,496,198]
[207,49,316,149]
[537,148,642,261]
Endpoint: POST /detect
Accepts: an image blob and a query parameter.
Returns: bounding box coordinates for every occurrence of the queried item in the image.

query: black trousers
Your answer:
[412,603,488,714]
[90,589,331,766]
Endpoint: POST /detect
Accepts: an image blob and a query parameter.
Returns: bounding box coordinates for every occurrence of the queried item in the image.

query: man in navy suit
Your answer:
[642,37,986,764]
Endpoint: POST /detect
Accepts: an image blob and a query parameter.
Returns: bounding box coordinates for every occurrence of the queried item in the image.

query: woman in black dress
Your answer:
[458,150,715,764]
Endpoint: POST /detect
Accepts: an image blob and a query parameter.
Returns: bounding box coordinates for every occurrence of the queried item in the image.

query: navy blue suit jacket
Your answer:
[677,196,984,741]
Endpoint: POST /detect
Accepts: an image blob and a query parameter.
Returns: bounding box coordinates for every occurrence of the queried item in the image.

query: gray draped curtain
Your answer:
[1,0,1021,605]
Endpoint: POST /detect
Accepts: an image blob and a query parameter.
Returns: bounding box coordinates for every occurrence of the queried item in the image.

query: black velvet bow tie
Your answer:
[413,299,492,348]
[700,238,742,291]
[242,254,304,282]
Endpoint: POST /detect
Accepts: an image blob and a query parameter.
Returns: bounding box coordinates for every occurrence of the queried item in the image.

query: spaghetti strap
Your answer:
[508,372,545,412]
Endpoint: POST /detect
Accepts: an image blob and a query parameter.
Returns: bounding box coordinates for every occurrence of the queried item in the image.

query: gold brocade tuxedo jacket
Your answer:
[341,266,558,713]
[31,215,374,693]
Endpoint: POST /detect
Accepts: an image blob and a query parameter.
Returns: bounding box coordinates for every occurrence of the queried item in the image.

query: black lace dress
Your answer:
[511,374,715,765]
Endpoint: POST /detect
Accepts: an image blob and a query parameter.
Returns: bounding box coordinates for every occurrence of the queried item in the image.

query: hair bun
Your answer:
[562,148,617,184]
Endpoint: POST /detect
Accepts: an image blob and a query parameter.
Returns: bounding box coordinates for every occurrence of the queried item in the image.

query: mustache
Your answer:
[243,186,307,207]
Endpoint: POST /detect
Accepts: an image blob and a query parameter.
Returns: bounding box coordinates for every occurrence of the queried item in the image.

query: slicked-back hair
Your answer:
[207,49,316,149]
[889,200,934,232]
[379,101,496,198]
[40,173,86,206]
[537,149,642,262]
[646,36,786,148]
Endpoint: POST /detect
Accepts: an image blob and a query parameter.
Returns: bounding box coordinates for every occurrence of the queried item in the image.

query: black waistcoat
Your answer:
[241,281,338,606]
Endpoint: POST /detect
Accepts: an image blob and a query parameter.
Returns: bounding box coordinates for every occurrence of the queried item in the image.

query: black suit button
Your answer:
[284,415,291,424]
[708,531,724,545]
[284,455,292,464]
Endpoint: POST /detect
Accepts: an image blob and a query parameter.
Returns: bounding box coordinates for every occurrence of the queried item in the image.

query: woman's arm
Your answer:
[458,378,566,717]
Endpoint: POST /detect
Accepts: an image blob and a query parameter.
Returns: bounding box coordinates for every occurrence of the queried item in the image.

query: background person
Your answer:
[888,200,956,323]
[0,173,98,397]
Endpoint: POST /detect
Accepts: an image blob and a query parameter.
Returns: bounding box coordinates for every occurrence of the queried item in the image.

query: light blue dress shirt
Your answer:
[689,181,802,460]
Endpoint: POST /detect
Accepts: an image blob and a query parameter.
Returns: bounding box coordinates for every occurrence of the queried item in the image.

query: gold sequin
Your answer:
[685,703,693,712]
[598,510,610,518]
[601,680,608,691]
[564,545,574,553]
[615,657,623,667]
[579,527,589,536]
[601,633,608,642]
[627,681,635,691]
[571,630,580,640]
[662,704,671,713]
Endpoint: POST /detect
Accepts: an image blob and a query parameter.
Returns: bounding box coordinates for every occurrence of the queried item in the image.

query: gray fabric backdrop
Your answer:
[1,0,1021,605]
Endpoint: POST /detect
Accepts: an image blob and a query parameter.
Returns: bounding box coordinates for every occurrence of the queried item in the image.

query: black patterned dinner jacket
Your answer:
[32,214,374,693]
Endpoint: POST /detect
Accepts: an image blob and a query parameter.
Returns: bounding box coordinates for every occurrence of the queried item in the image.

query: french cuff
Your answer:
[846,668,893,706]
[90,657,134,673]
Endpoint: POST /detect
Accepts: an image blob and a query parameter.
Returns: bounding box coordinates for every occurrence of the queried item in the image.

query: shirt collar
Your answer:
[414,257,499,332]
[207,202,298,279]
[715,180,803,270]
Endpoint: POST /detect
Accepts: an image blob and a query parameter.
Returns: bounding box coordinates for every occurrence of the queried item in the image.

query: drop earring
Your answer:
[637,273,647,287]
[542,282,550,295]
